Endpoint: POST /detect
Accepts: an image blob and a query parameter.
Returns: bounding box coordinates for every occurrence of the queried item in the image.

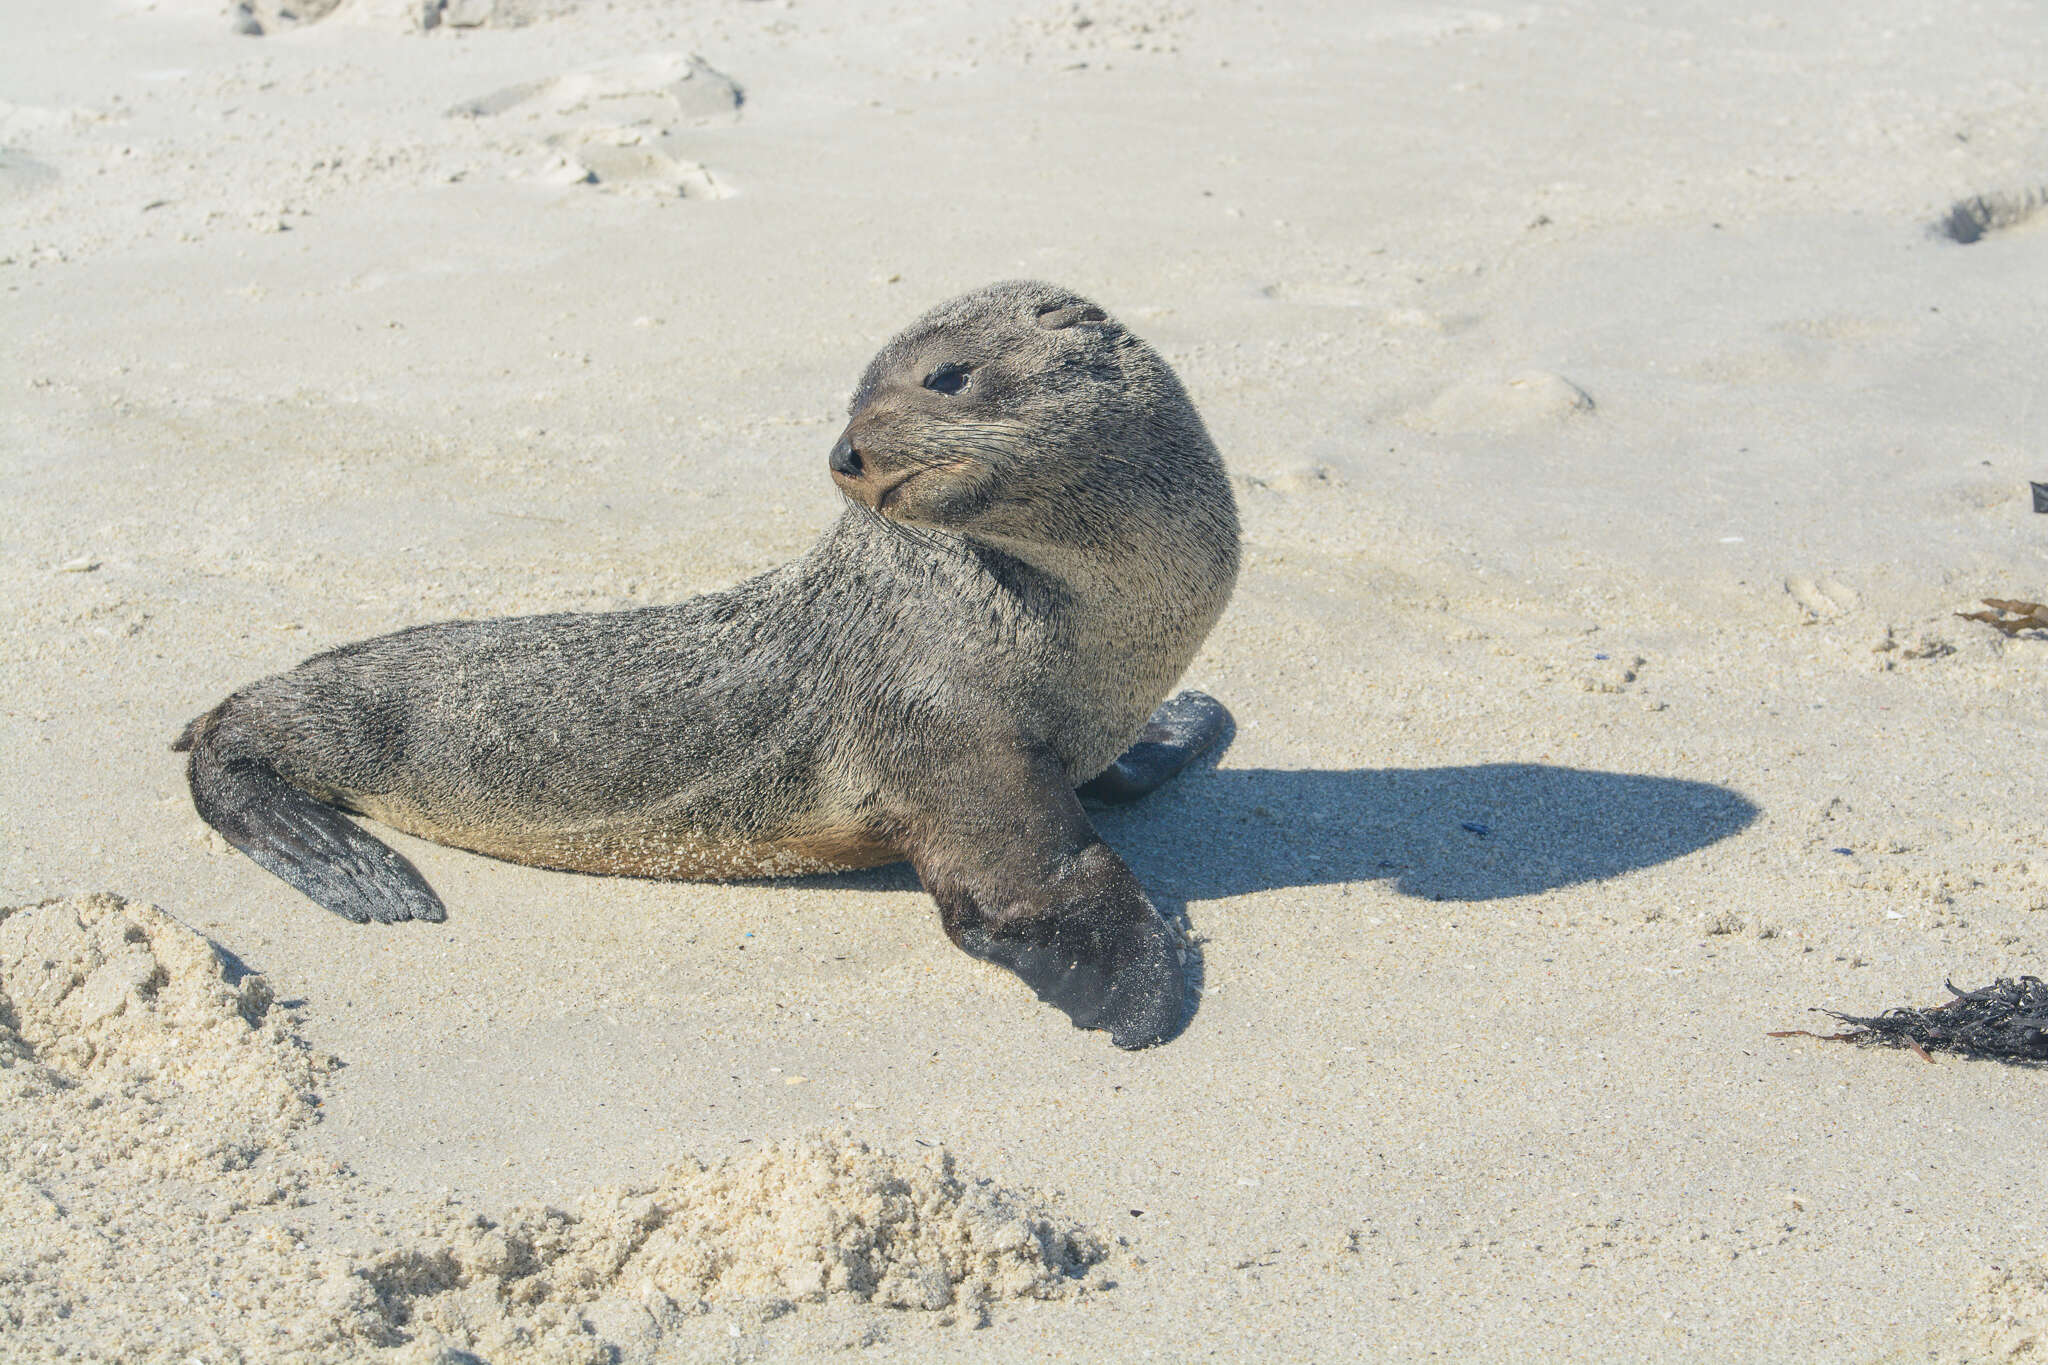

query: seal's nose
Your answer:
[829,437,864,479]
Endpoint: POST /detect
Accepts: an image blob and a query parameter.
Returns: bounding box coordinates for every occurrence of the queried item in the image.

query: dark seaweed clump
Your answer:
[1934,186,2046,244]
[1826,977,2048,1063]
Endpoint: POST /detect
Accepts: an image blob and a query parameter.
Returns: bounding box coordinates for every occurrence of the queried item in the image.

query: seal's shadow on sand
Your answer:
[1121,759,1755,1041]
[825,760,1757,903]
[1099,762,1759,904]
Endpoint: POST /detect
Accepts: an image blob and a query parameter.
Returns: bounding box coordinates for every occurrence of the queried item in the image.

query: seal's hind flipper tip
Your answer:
[189,747,447,925]
[1152,689,1232,743]
[259,794,446,924]
[312,852,446,925]
[1078,690,1235,807]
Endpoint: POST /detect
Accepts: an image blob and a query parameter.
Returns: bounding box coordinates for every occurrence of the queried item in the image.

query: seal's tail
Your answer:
[178,707,446,924]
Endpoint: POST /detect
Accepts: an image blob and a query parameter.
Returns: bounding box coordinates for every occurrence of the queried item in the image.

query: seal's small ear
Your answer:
[1036,302,1108,330]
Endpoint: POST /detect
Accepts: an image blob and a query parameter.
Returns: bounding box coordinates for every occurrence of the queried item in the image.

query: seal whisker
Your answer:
[849,493,953,558]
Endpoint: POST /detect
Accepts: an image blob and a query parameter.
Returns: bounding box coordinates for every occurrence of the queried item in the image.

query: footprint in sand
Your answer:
[1258,281,1373,309]
[237,0,563,35]
[1783,574,1859,622]
[1576,653,1645,694]
[0,148,58,201]
[1404,370,1595,435]
[1241,462,1343,495]
[450,53,742,199]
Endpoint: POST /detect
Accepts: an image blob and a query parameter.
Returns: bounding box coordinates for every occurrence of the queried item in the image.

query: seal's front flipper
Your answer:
[909,748,1189,1049]
[183,732,446,925]
[1079,689,1232,808]
[945,866,1187,1048]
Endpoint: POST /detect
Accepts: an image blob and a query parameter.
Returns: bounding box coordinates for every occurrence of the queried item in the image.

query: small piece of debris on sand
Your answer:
[1956,599,2048,636]
[1771,977,2048,1064]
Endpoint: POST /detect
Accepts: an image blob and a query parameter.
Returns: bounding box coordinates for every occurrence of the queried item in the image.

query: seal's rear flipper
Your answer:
[184,738,446,925]
[1079,689,1232,808]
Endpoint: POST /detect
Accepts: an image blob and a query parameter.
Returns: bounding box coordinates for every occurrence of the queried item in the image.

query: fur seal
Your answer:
[174,280,1240,1048]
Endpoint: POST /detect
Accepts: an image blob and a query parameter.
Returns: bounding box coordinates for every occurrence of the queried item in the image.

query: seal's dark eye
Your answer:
[923,363,971,396]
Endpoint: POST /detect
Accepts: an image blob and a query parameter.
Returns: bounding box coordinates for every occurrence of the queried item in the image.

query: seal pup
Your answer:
[175,280,1239,1048]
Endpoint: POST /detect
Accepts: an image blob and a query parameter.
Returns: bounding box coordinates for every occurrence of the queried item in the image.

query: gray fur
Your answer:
[178,280,1239,1047]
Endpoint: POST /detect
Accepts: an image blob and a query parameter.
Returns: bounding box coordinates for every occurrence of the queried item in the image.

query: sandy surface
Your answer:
[4,1,2046,1360]
[1,894,1106,1361]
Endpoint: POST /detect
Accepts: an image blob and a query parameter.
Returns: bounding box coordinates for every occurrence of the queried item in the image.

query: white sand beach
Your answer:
[3,1,2045,1359]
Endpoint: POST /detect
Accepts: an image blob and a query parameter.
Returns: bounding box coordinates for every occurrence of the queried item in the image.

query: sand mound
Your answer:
[361,1136,1106,1359]
[0,890,329,1209]
[446,53,741,199]
[0,894,1103,1362]
[1945,1252,2048,1363]
[0,892,340,1361]
[239,0,569,36]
